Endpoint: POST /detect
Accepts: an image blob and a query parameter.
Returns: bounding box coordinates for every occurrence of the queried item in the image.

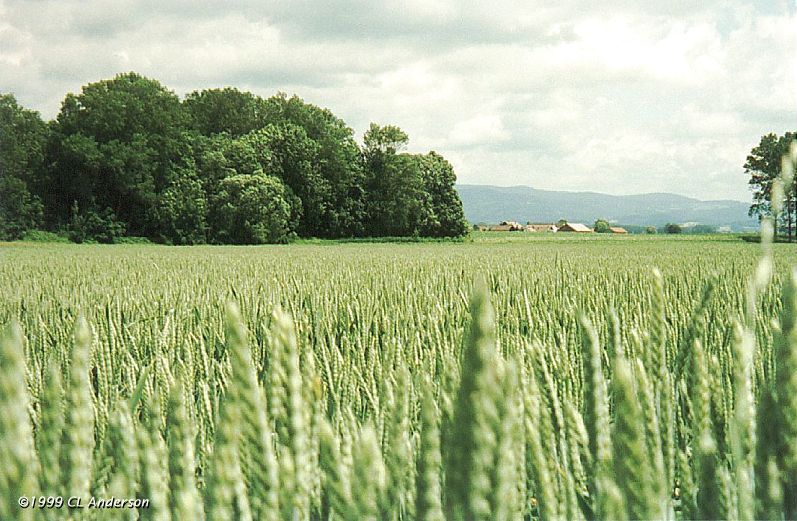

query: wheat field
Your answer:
[1,236,796,520]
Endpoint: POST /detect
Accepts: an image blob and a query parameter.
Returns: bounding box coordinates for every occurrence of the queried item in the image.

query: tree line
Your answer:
[591,219,687,234]
[0,73,468,243]
[746,132,797,242]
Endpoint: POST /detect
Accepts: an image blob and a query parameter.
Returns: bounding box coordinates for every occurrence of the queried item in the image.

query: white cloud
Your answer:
[555,17,724,84]
[448,114,510,147]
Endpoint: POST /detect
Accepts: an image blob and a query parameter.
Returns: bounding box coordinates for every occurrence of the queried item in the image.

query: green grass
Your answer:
[1,235,796,519]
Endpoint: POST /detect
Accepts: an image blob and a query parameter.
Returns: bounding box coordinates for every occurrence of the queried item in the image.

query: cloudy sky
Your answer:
[1,0,795,201]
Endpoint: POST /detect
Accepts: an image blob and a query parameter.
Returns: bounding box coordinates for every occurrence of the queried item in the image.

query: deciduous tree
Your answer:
[0,94,47,239]
[47,72,194,236]
[746,132,796,241]
[594,219,611,234]
[184,88,269,137]
[416,152,468,237]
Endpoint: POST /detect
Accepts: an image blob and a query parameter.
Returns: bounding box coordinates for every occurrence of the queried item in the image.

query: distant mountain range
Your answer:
[456,184,758,231]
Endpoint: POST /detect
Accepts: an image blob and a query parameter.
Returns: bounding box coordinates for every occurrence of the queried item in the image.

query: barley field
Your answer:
[1,236,796,520]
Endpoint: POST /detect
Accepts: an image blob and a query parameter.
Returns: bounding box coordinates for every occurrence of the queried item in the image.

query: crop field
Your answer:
[1,236,796,520]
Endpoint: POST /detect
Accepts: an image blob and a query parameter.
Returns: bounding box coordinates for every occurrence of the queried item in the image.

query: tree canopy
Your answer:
[593,219,611,233]
[45,73,194,237]
[362,124,466,237]
[184,87,269,137]
[0,73,468,244]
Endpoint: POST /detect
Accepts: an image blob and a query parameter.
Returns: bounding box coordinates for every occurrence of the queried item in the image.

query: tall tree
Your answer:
[0,94,47,239]
[416,152,468,237]
[746,132,796,241]
[263,93,366,237]
[362,124,430,236]
[186,91,367,238]
[362,126,467,238]
[47,72,195,236]
[248,123,329,237]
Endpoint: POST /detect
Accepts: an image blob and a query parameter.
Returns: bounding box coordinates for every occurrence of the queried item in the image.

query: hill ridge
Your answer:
[456,184,757,230]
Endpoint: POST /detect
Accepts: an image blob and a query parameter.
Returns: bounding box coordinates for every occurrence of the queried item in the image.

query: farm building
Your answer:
[609,227,628,234]
[558,222,593,232]
[489,221,525,231]
[526,223,558,232]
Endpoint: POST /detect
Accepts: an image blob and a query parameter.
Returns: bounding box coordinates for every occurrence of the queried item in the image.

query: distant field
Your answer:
[468,230,750,243]
[1,236,796,519]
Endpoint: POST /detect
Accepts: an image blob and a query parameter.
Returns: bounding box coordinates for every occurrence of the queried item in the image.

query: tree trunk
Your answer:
[788,186,797,242]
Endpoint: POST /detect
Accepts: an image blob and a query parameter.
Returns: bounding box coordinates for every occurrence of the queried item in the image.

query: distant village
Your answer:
[475,221,628,234]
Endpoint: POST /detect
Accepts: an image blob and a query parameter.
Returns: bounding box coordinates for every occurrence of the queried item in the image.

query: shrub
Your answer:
[21,230,70,243]
[67,202,126,243]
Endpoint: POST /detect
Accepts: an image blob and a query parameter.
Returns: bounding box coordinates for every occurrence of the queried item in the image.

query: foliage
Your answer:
[362,125,466,238]
[416,152,468,238]
[46,72,194,236]
[683,224,718,234]
[646,226,657,234]
[20,230,70,243]
[112,236,153,244]
[262,93,368,238]
[246,123,325,237]
[0,176,44,240]
[67,201,126,244]
[593,219,611,233]
[184,87,269,137]
[5,76,468,243]
[362,126,429,236]
[209,174,293,244]
[664,223,683,234]
[0,94,47,240]
[156,174,207,244]
[746,132,797,240]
